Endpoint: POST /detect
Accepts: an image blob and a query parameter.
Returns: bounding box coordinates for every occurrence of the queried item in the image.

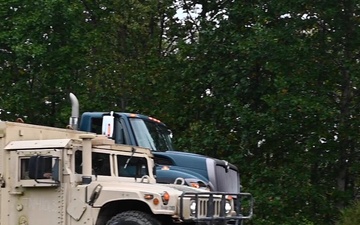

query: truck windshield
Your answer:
[129,118,173,152]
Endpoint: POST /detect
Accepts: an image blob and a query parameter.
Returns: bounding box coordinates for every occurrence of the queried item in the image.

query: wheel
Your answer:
[106,211,160,225]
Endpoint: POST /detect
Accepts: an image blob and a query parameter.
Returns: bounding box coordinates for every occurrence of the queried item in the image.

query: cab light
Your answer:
[161,191,170,205]
[149,117,161,123]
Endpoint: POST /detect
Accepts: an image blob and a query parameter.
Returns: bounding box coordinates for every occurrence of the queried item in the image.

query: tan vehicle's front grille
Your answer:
[197,198,222,217]
[179,192,253,223]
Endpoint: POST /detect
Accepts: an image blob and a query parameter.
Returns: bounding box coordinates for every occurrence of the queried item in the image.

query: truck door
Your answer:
[5,142,65,225]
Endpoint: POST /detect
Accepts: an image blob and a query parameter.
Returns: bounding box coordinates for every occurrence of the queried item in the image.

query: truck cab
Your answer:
[78,111,241,193]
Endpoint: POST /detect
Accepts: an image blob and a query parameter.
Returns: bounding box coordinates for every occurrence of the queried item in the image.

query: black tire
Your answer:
[106,211,161,225]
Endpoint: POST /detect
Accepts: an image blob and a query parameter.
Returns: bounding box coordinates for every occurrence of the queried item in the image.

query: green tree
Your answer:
[0,0,93,126]
[159,0,360,224]
[0,0,176,124]
[1,0,360,224]
[337,201,360,225]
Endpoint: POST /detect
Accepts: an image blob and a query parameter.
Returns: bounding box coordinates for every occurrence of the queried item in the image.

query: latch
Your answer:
[0,173,5,188]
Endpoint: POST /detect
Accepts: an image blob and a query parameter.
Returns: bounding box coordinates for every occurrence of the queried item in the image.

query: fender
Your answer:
[156,169,212,189]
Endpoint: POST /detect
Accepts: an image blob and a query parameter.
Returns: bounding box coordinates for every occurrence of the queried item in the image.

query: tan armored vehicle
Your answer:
[0,121,252,225]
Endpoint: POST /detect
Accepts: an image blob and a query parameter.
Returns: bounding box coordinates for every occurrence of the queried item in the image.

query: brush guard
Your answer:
[179,192,253,225]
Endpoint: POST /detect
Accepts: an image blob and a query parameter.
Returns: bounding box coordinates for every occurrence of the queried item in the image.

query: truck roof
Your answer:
[81,112,167,126]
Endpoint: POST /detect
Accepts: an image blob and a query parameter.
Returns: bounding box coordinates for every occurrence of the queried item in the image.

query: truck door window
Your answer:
[75,151,111,176]
[90,117,103,134]
[20,157,53,180]
[117,155,148,178]
[90,116,126,145]
[114,118,126,144]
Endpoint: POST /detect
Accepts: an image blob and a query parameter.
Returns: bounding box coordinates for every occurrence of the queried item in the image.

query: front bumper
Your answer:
[178,192,254,224]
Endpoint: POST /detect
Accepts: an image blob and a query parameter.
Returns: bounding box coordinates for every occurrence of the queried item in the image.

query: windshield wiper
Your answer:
[124,147,136,169]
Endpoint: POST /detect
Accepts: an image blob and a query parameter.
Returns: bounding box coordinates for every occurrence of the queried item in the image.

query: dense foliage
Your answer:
[1,0,359,224]
[337,201,360,225]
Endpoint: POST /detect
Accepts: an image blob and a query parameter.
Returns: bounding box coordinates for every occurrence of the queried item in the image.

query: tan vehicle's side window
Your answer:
[117,155,148,178]
[20,158,30,180]
[20,157,53,180]
[75,151,111,176]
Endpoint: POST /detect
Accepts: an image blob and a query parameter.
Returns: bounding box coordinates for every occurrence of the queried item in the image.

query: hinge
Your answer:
[0,173,5,188]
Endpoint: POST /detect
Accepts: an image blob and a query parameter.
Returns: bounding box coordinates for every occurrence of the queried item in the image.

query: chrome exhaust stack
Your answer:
[69,93,79,130]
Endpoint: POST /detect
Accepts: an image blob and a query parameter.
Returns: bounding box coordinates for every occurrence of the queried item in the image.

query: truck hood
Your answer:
[154,150,238,177]
[153,151,208,171]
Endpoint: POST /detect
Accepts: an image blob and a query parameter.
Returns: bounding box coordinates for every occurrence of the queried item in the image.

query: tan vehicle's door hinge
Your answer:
[0,173,5,187]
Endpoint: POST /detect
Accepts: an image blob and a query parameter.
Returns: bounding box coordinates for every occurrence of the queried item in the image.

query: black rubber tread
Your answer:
[106,210,161,225]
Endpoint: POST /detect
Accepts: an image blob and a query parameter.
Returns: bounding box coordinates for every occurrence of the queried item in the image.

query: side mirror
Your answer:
[102,112,114,138]
[28,155,60,184]
[168,129,173,139]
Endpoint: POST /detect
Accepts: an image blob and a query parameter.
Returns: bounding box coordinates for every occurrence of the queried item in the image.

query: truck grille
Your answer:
[206,158,240,193]
[215,165,239,192]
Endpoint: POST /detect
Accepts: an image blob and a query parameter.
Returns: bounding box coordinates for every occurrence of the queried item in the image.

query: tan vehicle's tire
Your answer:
[106,211,160,225]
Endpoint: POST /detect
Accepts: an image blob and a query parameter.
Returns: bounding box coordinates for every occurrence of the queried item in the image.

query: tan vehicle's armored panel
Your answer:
[0,121,86,143]
[5,139,74,150]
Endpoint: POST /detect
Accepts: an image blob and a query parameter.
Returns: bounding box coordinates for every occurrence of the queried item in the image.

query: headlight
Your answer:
[190,201,197,215]
[161,191,170,205]
[225,201,232,214]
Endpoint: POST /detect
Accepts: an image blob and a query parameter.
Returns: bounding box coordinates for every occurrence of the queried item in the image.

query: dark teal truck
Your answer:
[78,111,240,193]
[69,94,253,222]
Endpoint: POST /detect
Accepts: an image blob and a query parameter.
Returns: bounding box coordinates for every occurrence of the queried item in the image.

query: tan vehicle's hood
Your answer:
[94,180,184,196]
[85,179,208,215]
[88,180,182,211]
[160,183,209,193]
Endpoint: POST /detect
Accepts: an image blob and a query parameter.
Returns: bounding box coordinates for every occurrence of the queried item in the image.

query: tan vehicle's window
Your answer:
[75,151,111,176]
[20,158,30,179]
[117,155,148,178]
[20,157,52,180]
